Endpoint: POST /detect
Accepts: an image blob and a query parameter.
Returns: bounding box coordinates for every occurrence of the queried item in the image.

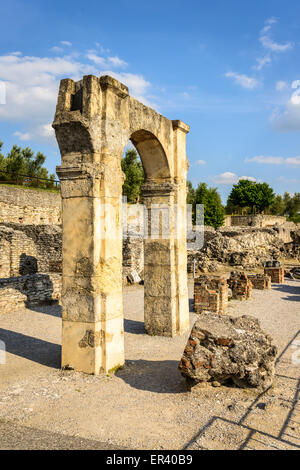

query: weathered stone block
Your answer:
[179,314,277,391]
[248,273,271,290]
[264,266,285,284]
[194,275,228,314]
[227,271,252,300]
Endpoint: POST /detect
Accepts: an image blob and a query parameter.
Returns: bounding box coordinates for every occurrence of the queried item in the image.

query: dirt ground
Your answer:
[0,280,299,450]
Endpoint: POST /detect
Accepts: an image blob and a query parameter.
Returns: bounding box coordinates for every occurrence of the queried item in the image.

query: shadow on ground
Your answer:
[272,282,300,299]
[182,329,300,450]
[0,420,124,450]
[0,328,61,368]
[116,359,187,394]
[26,303,62,318]
[272,282,300,302]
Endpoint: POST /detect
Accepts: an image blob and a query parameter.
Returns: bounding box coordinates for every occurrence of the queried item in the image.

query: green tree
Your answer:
[186,180,196,223]
[0,140,6,175]
[121,148,144,203]
[255,182,275,213]
[194,182,225,229]
[0,140,57,189]
[286,192,300,218]
[269,194,286,216]
[227,179,275,214]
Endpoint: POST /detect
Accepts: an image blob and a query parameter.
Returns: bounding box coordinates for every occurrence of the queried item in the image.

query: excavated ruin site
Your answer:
[0,76,299,450]
[0,184,299,450]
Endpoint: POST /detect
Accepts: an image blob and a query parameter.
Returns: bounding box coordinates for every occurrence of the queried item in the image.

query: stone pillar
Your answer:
[172,120,190,335]
[54,75,125,374]
[264,266,284,283]
[142,180,188,336]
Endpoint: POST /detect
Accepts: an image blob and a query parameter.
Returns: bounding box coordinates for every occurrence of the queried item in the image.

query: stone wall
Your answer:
[247,274,271,290]
[194,275,228,315]
[0,223,62,278]
[264,266,285,283]
[189,224,300,273]
[122,233,144,282]
[224,214,287,228]
[0,273,61,314]
[0,185,61,225]
[227,272,252,300]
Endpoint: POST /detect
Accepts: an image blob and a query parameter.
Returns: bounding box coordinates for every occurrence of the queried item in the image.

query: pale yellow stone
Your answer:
[53,74,190,374]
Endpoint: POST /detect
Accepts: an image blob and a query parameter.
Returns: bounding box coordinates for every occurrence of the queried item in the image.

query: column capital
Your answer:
[141,180,176,198]
[172,120,190,134]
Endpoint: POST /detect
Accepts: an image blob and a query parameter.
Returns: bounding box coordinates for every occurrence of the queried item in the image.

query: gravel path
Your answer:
[0,280,299,450]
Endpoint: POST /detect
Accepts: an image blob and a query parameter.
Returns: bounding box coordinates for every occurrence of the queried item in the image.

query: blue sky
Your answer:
[0,0,300,201]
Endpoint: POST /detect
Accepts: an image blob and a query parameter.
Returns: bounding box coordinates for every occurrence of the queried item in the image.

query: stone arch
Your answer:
[129,129,170,180]
[53,75,190,374]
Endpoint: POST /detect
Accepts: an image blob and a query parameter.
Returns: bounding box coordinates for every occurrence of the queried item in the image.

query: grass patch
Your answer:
[108,364,124,374]
[0,183,60,194]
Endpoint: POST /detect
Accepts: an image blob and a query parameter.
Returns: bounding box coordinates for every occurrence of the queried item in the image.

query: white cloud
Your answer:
[105,71,151,103]
[259,18,293,52]
[246,155,300,166]
[239,176,257,182]
[260,35,293,52]
[276,81,288,91]
[254,55,271,71]
[286,156,300,166]
[61,41,72,47]
[0,50,153,145]
[13,130,31,141]
[108,56,127,68]
[195,159,206,166]
[212,172,257,185]
[225,71,259,89]
[86,52,107,67]
[14,123,55,143]
[86,51,128,69]
[50,46,64,53]
[271,81,300,131]
[277,176,298,183]
[245,156,284,165]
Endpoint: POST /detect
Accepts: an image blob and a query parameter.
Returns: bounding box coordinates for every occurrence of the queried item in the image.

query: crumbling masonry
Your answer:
[194,275,228,315]
[53,75,190,374]
[227,271,252,300]
[248,274,271,290]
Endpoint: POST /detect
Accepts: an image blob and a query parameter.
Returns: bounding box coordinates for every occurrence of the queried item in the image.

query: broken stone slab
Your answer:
[127,270,141,284]
[179,314,277,392]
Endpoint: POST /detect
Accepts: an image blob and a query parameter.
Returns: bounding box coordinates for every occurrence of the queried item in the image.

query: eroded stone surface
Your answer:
[179,314,277,391]
[53,74,190,373]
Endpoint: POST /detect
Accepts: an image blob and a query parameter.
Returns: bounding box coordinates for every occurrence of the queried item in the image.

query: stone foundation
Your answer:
[227,271,252,300]
[0,273,61,314]
[0,185,61,225]
[122,234,144,283]
[247,274,271,290]
[194,275,228,314]
[179,314,277,391]
[0,223,62,278]
[264,266,285,283]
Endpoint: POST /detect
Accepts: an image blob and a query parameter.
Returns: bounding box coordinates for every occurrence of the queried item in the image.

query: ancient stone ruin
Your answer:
[264,261,285,284]
[179,314,277,391]
[194,275,228,315]
[52,74,190,374]
[248,273,271,290]
[227,271,252,300]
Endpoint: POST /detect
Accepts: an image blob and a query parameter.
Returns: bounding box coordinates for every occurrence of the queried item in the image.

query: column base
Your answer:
[62,317,124,374]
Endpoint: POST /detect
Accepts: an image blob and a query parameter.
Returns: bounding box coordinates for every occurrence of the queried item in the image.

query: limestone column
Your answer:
[142,180,179,336]
[53,75,125,374]
[172,120,190,335]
